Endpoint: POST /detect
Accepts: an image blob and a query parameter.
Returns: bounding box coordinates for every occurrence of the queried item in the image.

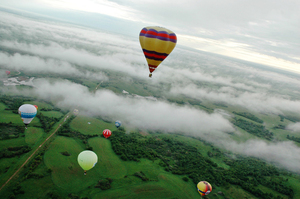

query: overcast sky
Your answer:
[0,0,299,74]
[1,2,300,173]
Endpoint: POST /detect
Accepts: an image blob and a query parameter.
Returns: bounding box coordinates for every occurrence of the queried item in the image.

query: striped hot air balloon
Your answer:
[18,104,37,129]
[139,26,177,77]
[103,129,112,138]
[197,181,212,196]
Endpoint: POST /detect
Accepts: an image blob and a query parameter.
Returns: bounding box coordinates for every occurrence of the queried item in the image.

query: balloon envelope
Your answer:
[197,181,212,196]
[18,104,37,126]
[77,150,98,171]
[115,120,121,128]
[139,26,177,77]
[73,109,79,115]
[33,105,38,110]
[103,129,112,138]
[5,71,10,75]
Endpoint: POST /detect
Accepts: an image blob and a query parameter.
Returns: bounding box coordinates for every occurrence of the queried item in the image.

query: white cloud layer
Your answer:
[286,122,300,132]
[1,10,300,173]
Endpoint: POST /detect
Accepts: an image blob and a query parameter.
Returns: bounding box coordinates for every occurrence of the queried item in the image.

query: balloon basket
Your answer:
[149,73,152,78]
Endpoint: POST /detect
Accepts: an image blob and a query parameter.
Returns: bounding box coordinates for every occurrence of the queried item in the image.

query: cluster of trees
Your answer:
[61,151,71,156]
[95,178,113,190]
[0,122,25,140]
[134,171,149,181]
[109,129,293,198]
[233,111,263,123]
[273,124,286,130]
[110,129,158,161]
[0,145,31,159]
[0,95,30,114]
[213,102,228,108]
[279,115,300,123]
[287,135,300,143]
[224,158,293,198]
[7,151,49,199]
[21,153,47,181]
[40,107,62,112]
[57,116,98,150]
[36,113,62,132]
[232,118,274,140]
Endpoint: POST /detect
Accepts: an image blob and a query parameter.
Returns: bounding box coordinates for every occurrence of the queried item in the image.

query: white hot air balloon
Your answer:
[18,104,37,129]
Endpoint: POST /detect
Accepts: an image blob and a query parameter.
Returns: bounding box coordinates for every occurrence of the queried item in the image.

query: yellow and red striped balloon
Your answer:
[139,26,177,77]
[197,181,212,196]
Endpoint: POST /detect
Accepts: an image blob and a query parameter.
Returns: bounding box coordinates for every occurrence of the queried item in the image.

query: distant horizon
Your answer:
[0,1,299,75]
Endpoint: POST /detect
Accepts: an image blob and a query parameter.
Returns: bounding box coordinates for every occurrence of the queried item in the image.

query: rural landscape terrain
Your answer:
[0,6,300,199]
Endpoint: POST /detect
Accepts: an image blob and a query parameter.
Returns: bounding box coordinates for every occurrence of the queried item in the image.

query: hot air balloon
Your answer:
[73,109,79,116]
[18,104,37,129]
[103,129,111,138]
[139,26,177,77]
[33,105,38,110]
[115,120,121,128]
[77,150,98,175]
[5,71,10,75]
[197,181,212,196]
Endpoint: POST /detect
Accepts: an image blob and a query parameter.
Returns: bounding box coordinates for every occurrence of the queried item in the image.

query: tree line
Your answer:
[232,117,274,140]
[108,128,293,199]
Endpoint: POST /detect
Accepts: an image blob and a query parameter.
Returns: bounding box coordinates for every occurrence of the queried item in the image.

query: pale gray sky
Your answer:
[0,0,299,74]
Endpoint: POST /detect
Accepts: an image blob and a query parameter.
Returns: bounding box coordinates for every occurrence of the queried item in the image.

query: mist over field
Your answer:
[1,9,300,176]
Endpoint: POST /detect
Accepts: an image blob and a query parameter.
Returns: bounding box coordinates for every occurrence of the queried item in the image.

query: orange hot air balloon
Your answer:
[139,26,177,77]
[103,129,111,138]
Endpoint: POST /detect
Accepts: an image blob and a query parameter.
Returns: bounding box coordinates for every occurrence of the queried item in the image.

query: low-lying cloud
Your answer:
[170,83,300,114]
[219,139,300,173]
[286,122,300,132]
[3,79,300,173]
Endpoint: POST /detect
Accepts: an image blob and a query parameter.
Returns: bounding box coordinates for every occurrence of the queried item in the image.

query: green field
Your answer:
[89,137,126,178]
[39,111,64,118]
[0,102,7,111]
[23,101,53,110]
[44,136,88,192]
[41,136,202,199]
[70,116,117,135]
[25,127,45,146]
[0,137,27,150]
[0,110,24,124]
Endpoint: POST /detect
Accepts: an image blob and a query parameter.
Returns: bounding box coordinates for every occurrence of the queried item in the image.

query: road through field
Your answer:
[0,112,71,192]
[0,81,103,193]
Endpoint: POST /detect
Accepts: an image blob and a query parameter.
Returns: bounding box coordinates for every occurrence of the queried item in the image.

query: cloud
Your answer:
[286,122,300,132]
[0,11,149,78]
[169,83,300,114]
[219,139,300,173]
[0,52,108,81]
[5,79,234,137]
[3,79,300,173]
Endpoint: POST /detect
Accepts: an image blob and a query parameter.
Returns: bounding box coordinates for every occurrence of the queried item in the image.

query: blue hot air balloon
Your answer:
[115,120,121,128]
